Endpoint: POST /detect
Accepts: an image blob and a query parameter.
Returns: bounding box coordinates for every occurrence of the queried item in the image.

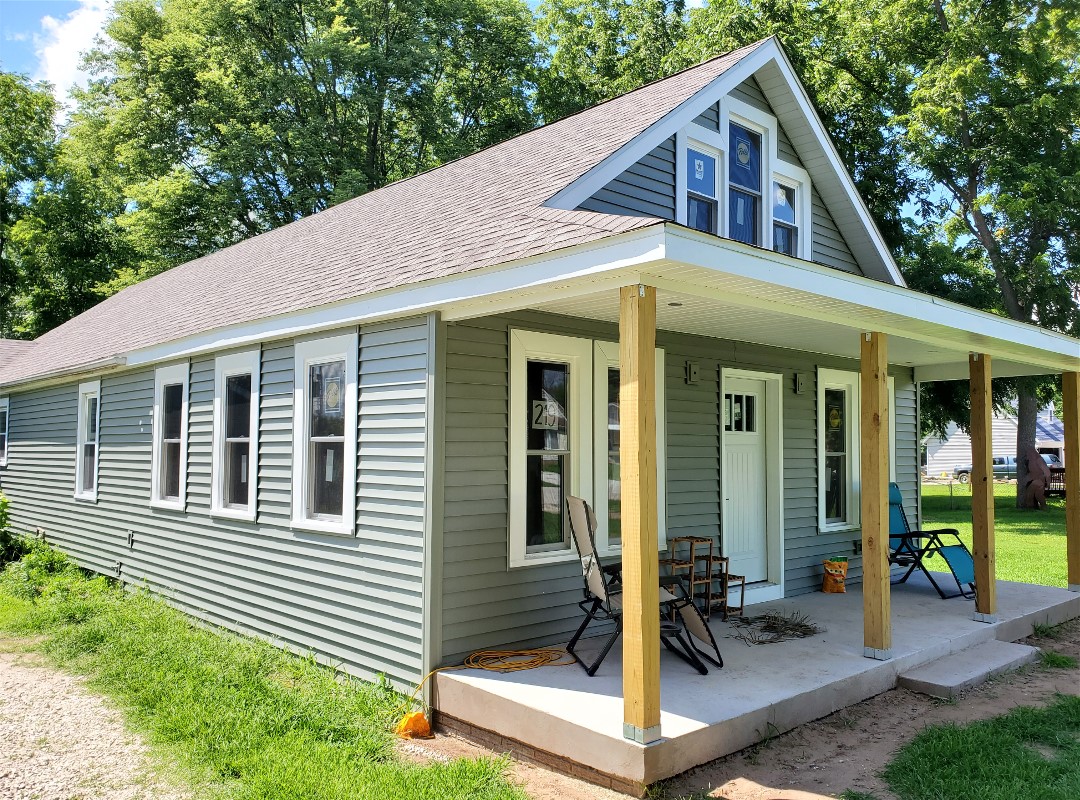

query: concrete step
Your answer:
[898,640,1040,699]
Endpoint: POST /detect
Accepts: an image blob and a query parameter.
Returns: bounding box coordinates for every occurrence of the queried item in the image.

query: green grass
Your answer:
[881,694,1080,800]
[921,482,1068,587]
[1039,650,1079,669]
[0,540,528,800]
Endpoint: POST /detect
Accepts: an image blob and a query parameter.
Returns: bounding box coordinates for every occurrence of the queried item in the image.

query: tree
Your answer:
[891,0,1080,503]
[75,0,539,290]
[533,0,686,123]
[0,74,57,337]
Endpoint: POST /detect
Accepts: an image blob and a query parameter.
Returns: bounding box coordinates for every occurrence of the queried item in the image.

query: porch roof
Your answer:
[442,225,1080,381]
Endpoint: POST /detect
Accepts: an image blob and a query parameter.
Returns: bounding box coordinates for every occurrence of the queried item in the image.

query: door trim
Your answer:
[720,368,785,603]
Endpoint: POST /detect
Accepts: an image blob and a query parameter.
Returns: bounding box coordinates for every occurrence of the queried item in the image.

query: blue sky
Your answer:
[0,0,114,111]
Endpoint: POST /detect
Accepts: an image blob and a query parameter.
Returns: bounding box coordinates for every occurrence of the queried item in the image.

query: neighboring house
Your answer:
[0,37,1077,786]
[925,405,1066,476]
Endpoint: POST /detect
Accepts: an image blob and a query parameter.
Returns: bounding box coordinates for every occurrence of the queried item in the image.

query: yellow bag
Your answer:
[822,557,848,593]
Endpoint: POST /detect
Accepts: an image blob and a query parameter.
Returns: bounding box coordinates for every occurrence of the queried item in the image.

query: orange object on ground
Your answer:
[822,558,848,593]
[394,710,434,739]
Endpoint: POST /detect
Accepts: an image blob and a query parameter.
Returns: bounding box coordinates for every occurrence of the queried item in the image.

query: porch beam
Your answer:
[619,283,661,744]
[860,331,892,660]
[970,353,997,620]
[1063,372,1080,592]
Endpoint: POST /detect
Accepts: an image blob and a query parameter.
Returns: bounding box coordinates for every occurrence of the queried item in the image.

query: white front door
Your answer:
[723,377,769,583]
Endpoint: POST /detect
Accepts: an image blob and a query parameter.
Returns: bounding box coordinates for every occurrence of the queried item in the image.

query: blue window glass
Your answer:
[729,189,758,245]
[773,224,797,256]
[688,195,716,234]
[772,182,795,224]
[686,148,716,197]
[728,123,761,192]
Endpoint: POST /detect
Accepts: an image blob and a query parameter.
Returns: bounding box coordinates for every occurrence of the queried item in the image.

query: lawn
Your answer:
[0,540,528,800]
[921,481,1069,588]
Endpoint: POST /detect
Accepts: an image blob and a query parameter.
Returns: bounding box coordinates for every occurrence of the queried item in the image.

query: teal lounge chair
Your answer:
[888,483,976,600]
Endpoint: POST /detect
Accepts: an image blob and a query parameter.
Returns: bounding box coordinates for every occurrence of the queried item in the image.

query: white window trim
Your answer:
[509,330,593,568]
[0,396,8,467]
[151,362,189,511]
[593,341,667,556]
[74,379,101,502]
[212,350,260,521]
[677,97,812,259]
[291,332,358,536]
[817,368,896,532]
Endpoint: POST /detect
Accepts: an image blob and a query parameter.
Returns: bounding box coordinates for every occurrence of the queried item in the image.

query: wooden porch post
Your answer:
[860,332,891,659]
[620,284,661,744]
[1063,372,1080,592]
[969,353,996,621]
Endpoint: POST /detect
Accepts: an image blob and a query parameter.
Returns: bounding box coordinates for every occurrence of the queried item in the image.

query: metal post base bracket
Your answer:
[623,723,662,744]
[863,646,893,661]
[972,612,998,624]
[1069,584,1080,593]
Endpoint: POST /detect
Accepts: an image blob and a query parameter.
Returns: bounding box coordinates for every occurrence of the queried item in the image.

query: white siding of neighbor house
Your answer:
[0,318,435,690]
[438,311,919,663]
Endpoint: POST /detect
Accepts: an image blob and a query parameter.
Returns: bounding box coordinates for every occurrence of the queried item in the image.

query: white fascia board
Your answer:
[124,225,668,367]
[544,41,778,211]
[914,360,1076,382]
[662,227,1080,372]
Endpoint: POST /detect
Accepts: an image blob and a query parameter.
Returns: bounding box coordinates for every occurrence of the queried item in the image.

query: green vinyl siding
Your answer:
[438,310,920,659]
[0,318,435,690]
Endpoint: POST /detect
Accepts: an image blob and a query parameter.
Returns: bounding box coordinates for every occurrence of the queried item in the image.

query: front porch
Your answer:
[434,573,1080,794]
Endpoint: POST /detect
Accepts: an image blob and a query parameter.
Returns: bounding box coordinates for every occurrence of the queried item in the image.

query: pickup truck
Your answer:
[953,453,1061,483]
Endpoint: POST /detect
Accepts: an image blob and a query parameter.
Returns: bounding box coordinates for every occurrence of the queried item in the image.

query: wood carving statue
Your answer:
[1021,445,1051,510]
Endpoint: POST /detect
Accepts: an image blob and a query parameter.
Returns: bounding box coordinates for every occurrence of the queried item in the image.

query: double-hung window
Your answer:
[728,122,762,246]
[292,333,357,535]
[74,380,101,501]
[0,397,9,467]
[213,350,260,519]
[817,368,897,531]
[509,330,666,567]
[772,181,798,256]
[152,363,189,510]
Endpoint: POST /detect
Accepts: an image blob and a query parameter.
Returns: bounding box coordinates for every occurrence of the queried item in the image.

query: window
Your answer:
[724,392,756,432]
[685,146,718,234]
[212,350,260,519]
[675,96,812,259]
[0,397,8,467]
[772,181,798,256]
[74,380,101,500]
[152,363,189,510]
[292,333,357,535]
[509,331,667,567]
[593,341,666,554]
[817,369,897,531]
[728,122,762,246]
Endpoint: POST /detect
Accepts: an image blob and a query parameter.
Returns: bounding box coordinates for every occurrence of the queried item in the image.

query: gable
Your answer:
[554,39,904,286]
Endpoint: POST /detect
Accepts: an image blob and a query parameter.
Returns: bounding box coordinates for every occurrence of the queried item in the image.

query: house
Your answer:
[1,37,1078,793]
[925,405,1066,477]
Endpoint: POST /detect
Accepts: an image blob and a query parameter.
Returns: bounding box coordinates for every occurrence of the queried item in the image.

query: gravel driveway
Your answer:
[0,645,186,800]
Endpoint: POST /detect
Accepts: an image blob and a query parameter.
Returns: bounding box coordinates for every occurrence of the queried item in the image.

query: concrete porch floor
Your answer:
[434,574,1080,794]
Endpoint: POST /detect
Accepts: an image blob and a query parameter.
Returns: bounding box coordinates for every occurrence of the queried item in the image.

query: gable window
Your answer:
[772,181,798,256]
[676,96,812,260]
[152,363,189,510]
[0,397,9,467]
[817,368,897,531]
[685,146,718,234]
[728,122,762,246]
[292,333,358,535]
[213,350,260,520]
[74,380,101,501]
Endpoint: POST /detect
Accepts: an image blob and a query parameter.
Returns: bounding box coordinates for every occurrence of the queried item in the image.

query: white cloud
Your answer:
[33,0,115,113]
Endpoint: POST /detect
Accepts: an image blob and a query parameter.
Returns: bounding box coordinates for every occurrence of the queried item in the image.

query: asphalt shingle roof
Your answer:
[0,40,766,388]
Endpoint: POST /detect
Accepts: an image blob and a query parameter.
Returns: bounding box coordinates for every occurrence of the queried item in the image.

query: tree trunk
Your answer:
[1015,387,1039,508]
